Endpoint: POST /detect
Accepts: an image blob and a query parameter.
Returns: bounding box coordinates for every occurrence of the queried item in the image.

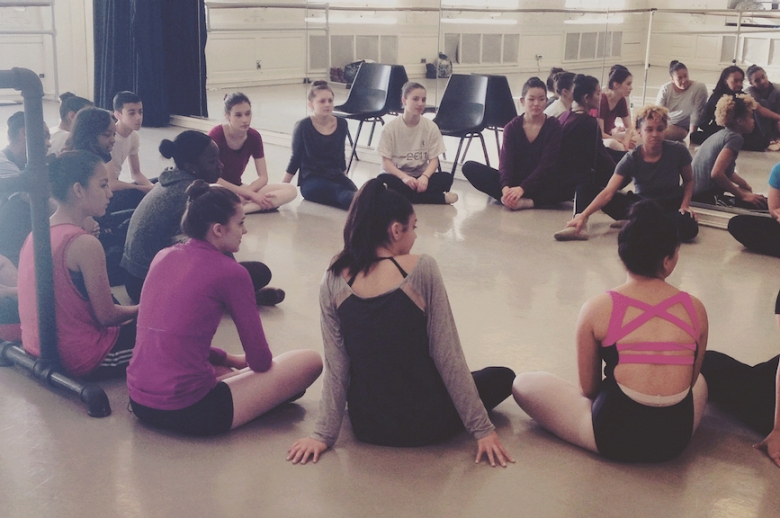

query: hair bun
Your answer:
[312,80,328,87]
[159,139,176,159]
[186,179,210,200]
[669,60,679,67]
[59,91,75,102]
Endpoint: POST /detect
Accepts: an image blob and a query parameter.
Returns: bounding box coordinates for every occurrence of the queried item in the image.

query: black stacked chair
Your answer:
[432,74,490,176]
[482,74,518,154]
[333,62,392,171]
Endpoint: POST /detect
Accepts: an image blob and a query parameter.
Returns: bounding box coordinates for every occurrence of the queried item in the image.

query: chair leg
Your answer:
[479,132,490,169]
[462,135,473,164]
[367,118,378,147]
[449,137,466,177]
[494,128,501,154]
[347,120,365,171]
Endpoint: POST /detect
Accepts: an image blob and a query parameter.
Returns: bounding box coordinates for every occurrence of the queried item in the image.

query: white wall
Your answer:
[0,1,92,100]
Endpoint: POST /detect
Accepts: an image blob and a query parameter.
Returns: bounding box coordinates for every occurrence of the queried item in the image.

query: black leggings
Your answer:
[727,215,780,258]
[440,365,515,442]
[578,188,699,241]
[462,161,503,202]
[378,172,453,205]
[125,260,273,304]
[701,351,779,436]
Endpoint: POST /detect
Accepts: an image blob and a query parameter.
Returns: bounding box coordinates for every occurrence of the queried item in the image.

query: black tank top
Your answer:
[339,256,460,446]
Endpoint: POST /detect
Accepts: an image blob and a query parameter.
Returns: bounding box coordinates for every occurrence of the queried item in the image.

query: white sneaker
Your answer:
[444,192,458,204]
[554,226,589,241]
[507,198,535,211]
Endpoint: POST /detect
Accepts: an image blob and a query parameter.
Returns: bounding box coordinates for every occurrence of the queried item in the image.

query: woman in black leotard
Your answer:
[514,200,709,463]
[287,178,515,466]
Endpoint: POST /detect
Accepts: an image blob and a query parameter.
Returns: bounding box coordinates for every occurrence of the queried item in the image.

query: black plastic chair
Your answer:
[482,74,518,154]
[385,65,408,116]
[333,62,392,171]
[433,74,490,176]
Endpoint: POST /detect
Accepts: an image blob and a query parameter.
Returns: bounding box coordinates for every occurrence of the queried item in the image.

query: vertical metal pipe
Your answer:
[17,68,59,366]
[734,10,742,64]
[326,4,331,75]
[642,9,655,107]
[50,1,60,98]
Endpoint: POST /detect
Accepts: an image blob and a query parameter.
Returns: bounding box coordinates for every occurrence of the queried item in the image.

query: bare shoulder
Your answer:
[67,233,104,266]
[688,293,708,326]
[581,292,612,318]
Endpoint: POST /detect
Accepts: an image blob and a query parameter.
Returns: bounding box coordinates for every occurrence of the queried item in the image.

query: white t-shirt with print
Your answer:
[378,116,446,177]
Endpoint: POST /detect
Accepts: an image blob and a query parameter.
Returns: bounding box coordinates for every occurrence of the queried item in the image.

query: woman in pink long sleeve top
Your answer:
[127,180,322,436]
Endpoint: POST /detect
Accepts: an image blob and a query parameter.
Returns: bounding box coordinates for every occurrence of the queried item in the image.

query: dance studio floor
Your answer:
[1,98,779,517]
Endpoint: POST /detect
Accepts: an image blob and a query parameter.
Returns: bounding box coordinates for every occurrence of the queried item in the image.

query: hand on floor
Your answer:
[475,431,514,468]
[287,437,328,465]
[755,429,780,468]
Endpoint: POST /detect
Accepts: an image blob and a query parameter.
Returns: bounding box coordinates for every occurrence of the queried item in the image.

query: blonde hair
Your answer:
[714,93,757,128]
[634,105,669,130]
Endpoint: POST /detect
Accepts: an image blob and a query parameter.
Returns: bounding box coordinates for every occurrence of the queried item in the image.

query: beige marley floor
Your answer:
[1,101,780,517]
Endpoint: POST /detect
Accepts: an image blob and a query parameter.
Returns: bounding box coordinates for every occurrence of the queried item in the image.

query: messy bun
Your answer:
[181,180,241,240]
[158,130,213,171]
[669,60,687,76]
[308,80,334,101]
[618,199,680,278]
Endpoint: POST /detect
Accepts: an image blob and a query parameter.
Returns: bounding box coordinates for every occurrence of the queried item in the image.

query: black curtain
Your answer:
[94,0,208,127]
[93,1,134,111]
[161,0,208,119]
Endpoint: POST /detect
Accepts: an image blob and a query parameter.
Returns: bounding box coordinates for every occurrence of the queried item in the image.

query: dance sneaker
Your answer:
[256,287,286,306]
[554,227,589,241]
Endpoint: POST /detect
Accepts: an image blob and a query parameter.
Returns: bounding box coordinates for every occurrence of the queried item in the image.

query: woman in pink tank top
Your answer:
[512,199,709,463]
[17,151,138,378]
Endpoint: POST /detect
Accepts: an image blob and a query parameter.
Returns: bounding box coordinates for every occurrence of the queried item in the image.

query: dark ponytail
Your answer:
[181,180,241,240]
[618,199,680,278]
[329,178,414,278]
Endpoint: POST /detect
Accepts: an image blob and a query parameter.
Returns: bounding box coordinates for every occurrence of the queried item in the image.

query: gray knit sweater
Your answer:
[121,168,196,279]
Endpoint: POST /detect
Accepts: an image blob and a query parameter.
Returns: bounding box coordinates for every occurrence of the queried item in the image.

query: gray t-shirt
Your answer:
[615,140,692,199]
[312,254,494,447]
[691,127,743,195]
[655,81,708,128]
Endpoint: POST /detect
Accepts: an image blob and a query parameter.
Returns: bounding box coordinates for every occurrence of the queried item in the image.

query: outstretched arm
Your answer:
[566,172,625,233]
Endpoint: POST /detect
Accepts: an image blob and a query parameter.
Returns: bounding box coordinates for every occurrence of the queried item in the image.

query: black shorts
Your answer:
[130,381,234,436]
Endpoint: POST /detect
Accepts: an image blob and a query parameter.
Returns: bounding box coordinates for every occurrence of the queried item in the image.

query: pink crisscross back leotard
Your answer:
[602,290,699,366]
